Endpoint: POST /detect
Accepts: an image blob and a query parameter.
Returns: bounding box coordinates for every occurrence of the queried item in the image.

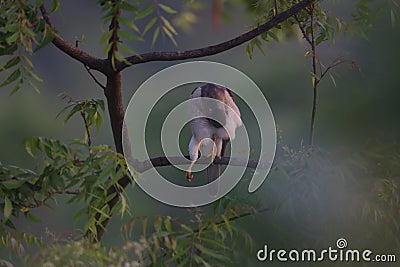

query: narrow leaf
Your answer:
[1,69,21,87]
[161,26,177,46]
[2,56,20,71]
[117,30,142,42]
[158,3,177,14]
[152,27,160,46]
[143,17,157,36]
[4,196,12,221]
[161,16,177,35]
[136,6,154,20]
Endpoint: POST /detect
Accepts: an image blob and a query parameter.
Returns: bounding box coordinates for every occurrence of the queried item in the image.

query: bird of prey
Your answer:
[186,83,242,194]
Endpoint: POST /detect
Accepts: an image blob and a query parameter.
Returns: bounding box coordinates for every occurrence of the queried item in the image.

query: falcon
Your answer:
[186,83,242,194]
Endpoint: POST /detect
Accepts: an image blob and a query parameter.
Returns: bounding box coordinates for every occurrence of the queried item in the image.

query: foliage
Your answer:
[0,0,56,95]
[23,203,256,266]
[244,0,400,58]
[0,97,133,246]
[260,141,400,251]
[4,142,400,266]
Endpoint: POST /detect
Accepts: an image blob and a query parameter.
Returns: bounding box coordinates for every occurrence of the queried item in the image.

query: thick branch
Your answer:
[39,6,109,74]
[118,0,314,70]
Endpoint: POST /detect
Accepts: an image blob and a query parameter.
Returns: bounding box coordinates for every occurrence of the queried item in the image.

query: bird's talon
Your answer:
[186,171,193,182]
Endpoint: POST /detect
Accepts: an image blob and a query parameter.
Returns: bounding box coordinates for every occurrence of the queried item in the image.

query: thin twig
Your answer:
[80,111,92,148]
[193,207,271,234]
[309,4,318,147]
[320,59,354,81]
[84,65,106,90]
[49,189,81,195]
[294,15,312,45]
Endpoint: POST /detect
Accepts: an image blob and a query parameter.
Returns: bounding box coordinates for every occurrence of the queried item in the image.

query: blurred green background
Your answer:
[1,0,400,266]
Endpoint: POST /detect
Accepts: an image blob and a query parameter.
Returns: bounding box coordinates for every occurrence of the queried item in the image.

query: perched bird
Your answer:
[186,83,242,194]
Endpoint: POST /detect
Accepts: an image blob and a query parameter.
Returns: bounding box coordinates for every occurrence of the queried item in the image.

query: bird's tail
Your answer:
[207,163,220,196]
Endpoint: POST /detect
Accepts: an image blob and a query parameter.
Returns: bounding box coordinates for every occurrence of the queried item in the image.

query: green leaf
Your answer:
[119,2,138,12]
[120,194,127,218]
[100,31,113,44]
[1,56,20,71]
[117,30,142,42]
[103,42,113,55]
[25,139,35,157]
[28,80,41,94]
[25,212,42,223]
[92,206,111,219]
[4,24,18,32]
[21,54,33,69]
[142,216,148,236]
[143,17,157,36]
[95,99,105,111]
[194,243,231,263]
[245,44,252,59]
[158,3,177,14]
[152,27,160,46]
[136,6,154,20]
[117,16,140,33]
[391,9,396,28]
[35,26,55,52]
[166,247,191,264]
[161,26,177,46]
[329,73,337,87]
[221,214,233,238]
[35,0,45,8]
[161,16,177,35]
[254,38,265,55]
[25,68,43,82]
[64,104,83,123]
[50,0,60,13]
[95,111,103,132]
[193,255,211,267]
[4,196,12,221]
[1,69,21,87]
[180,223,193,233]
[164,216,172,233]
[9,80,22,95]
[6,32,20,44]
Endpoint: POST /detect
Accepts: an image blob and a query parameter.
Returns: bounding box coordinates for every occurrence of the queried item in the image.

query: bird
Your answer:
[186,83,242,195]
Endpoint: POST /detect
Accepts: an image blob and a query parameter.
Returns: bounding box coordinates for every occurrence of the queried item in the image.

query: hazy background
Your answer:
[1,0,400,265]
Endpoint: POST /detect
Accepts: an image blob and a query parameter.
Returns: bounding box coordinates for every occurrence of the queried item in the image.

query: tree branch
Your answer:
[193,207,271,234]
[117,0,315,71]
[294,15,313,46]
[309,4,318,147]
[50,189,81,195]
[84,65,106,90]
[134,155,271,173]
[39,5,109,74]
